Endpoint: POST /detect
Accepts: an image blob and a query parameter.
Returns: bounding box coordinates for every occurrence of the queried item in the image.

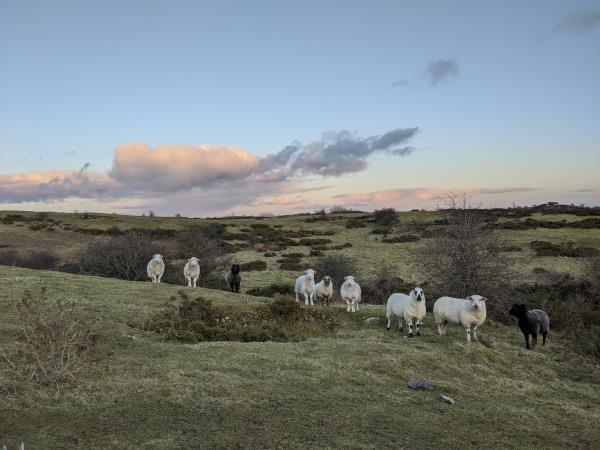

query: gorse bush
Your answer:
[141,291,346,343]
[373,208,398,226]
[0,288,101,388]
[0,250,59,270]
[246,283,294,297]
[240,260,268,271]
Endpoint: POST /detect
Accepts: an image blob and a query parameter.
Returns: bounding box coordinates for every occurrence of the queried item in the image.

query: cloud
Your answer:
[425,59,459,85]
[332,187,539,205]
[571,188,597,193]
[0,168,118,203]
[257,127,419,180]
[250,196,308,207]
[60,151,77,157]
[391,80,415,88]
[552,10,600,34]
[0,126,419,211]
[109,144,260,192]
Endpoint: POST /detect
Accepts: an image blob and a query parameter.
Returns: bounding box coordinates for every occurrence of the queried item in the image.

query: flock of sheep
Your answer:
[147,255,550,349]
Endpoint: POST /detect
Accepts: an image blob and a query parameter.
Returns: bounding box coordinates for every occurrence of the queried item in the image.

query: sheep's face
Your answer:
[304,269,315,282]
[323,276,332,286]
[231,264,241,274]
[344,276,355,287]
[412,287,424,302]
[509,303,527,318]
[153,254,163,262]
[468,295,486,310]
[188,257,200,267]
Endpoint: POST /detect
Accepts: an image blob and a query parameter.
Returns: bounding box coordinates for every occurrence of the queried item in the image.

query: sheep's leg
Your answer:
[235,282,240,293]
[416,320,421,336]
[303,293,309,306]
[465,325,472,342]
[309,292,314,306]
[192,277,197,288]
[398,318,403,332]
[408,320,414,337]
[345,299,351,312]
[326,296,330,307]
[158,274,162,283]
[187,277,192,287]
[542,332,547,346]
[531,333,538,349]
[386,315,391,330]
[436,323,443,336]
[295,292,300,303]
[472,325,479,341]
[355,302,359,311]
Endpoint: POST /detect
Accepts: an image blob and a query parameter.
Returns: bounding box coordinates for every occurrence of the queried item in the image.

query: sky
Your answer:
[0,0,599,216]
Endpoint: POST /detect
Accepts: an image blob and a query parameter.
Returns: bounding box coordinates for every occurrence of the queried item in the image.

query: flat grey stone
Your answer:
[364,317,380,323]
[439,395,455,404]
[407,380,435,390]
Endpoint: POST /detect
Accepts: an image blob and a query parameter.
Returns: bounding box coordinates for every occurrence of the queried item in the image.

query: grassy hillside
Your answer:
[2,207,599,292]
[1,266,599,449]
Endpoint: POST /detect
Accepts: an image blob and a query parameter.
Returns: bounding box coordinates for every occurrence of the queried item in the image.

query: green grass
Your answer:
[1,266,600,449]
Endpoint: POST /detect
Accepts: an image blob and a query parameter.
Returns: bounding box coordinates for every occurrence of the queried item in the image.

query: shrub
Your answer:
[530,240,599,257]
[360,265,414,305]
[0,250,59,270]
[299,238,332,246]
[141,291,345,343]
[174,225,232,287]
[240,260,268,271]
[311,253,360,302]
[246,283,294,297]
[345,218,366,229]
[79,232,161,281]
[263,252,277,257]
[382,234,420,243]
[373,208,398,226]
[0,288,101,387]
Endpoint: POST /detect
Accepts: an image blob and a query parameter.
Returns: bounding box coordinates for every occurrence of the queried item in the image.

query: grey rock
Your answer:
[439,395,455,404]
[364,317,380,323]
[407,380,435,390]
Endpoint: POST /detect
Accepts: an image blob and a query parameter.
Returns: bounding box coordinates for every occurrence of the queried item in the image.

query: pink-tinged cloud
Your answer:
[250,196,308,207]
[109,144,260,191]
[332,187,540,205]
[0,167,117,202]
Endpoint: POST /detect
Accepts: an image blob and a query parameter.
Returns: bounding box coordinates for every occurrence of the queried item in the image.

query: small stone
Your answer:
[127,335,138,341]
[438,395,455,404]
[407,380,435,390]
[364,317,380,323]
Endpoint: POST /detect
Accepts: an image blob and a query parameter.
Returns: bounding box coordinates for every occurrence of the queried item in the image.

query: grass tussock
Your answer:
[0,288,102,389]
[141,291,347,343]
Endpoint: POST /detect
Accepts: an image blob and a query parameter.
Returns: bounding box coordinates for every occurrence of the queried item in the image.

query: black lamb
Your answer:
[226,264,241,293]
[508,303,550,350]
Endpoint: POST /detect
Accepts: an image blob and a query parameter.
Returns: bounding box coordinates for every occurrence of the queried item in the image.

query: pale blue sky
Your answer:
[0,0,599,214]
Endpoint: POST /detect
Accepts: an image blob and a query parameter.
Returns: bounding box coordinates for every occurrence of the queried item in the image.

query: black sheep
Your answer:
[226,264,241,293]
[508,303,550,350]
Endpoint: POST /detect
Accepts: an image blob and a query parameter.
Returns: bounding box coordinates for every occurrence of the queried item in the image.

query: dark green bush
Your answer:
[240,260,268,271]
[382,234,420,243]
[246,283,294,297]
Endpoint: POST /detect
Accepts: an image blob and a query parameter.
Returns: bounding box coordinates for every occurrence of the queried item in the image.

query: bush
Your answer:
[382,234,420,243]
[311,254,360,302]
[530,240,599,257]
[246,283,294,297]
[79,232,161,281]
[141,291,345,343]
[360,265,414,305]
[0,250,59,270]
[240,260,268,271]
[345,218,366,229]
[174,225,232,288]
[373,208,398,226]
[0,288,101,387]
[299,238,332,246]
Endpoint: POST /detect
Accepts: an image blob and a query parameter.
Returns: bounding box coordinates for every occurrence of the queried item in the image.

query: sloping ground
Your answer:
[0,266,599,449]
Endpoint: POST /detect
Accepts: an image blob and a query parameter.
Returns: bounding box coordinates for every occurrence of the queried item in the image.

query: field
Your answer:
[1,207,600,449]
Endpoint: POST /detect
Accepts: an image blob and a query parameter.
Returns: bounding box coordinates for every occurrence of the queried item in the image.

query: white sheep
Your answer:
[314,276,333,306]
[340,276,361,312]
[433,295,487,342]
[294,269,316,305]
[386,287,426,337]
[146,254,165,283]
[183,257,201,287]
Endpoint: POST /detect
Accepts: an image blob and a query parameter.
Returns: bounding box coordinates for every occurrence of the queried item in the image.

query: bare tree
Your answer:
[418,194,512,320]
[79,232,160,281]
